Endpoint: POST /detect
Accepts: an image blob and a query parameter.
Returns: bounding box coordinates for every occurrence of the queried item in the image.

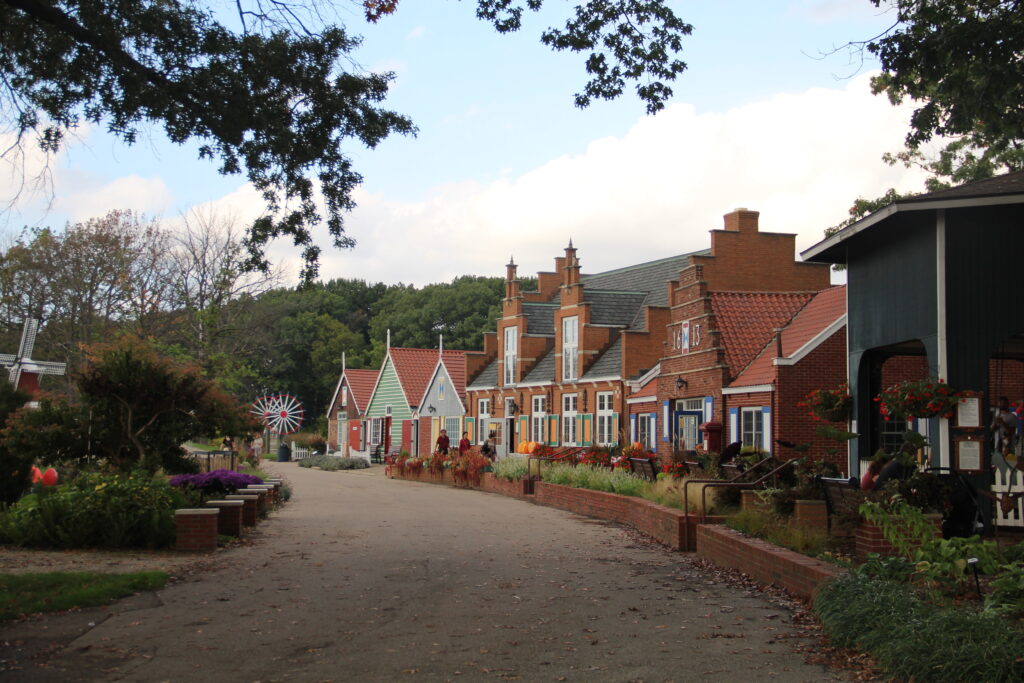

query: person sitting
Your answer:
[860,458,886,491]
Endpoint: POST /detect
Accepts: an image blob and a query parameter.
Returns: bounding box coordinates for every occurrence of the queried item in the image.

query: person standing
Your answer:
[458,431,471,456]
[992,396,1019,458]
[435,429,450,455]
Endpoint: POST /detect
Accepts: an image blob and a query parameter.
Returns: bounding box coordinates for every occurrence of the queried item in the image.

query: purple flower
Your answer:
[169,469,263,496]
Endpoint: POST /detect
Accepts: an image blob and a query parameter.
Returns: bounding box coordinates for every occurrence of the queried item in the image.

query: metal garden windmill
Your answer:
[0,319,66,393]
[251,393,304,435]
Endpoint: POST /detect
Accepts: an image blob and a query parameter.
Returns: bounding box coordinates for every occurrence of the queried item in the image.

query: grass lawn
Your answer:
[0,571,168,620]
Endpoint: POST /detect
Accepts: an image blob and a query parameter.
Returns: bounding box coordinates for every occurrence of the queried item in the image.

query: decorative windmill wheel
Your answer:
[251,393,305,435]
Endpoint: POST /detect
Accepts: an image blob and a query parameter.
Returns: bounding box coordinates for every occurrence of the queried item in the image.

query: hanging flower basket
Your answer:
[798,383,852,422]
[875,378,962,421]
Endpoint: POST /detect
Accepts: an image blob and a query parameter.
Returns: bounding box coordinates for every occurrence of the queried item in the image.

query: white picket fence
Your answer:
[993,466,1024,527]
[292,443,313,461]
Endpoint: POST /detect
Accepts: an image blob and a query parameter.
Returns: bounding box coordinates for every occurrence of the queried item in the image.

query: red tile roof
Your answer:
[730,286,846,388]
[710,291,816,379]
[390,347,466,408]
[441,354,467,401]
[344,368,379,413]
[629,375,659,402]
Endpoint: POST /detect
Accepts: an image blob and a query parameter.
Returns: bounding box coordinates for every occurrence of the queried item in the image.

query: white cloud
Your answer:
[407,26,427,39]
[54,174,173,222]
[309,72,928,285]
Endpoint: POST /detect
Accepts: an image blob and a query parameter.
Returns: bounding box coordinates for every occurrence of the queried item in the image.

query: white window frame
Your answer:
[531,395,547,442]
[478,398,491,443]
[444,416,461,441]
[595,391,614,446]
[340,386,347,408]
[504,326,517,385]
[562,393,578,445]
[636,414,652,451]
[562,316,578,381]
[370,417,384,446]
[741,408,764,449]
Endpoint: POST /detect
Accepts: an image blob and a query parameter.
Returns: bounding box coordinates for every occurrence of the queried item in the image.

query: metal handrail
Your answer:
[683,457,802,521]
[680,455,774,487]
[527,447,587,478]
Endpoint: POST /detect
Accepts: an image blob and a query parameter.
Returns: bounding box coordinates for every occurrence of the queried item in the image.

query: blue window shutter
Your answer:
[761,406,772,453]
[704,396,714,423]
[729,407,739,444]
[630,414,637,442]
[650,412,658,448]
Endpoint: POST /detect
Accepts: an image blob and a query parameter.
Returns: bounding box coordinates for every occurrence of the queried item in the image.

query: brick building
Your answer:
[326,363,378,458]
[464,208,851,464]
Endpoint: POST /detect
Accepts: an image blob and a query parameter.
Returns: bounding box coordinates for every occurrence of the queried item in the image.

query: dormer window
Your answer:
[562,316,578,381]
[504,326,517,385]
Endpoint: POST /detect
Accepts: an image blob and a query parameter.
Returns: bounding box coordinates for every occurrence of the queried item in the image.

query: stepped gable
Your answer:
[730,286,846,387]
[581,337,622,380]
[521,349,556,385]
[467,357,498,390]
[345,369,379,412]
[710,291,815,379]
[390,347,466,408]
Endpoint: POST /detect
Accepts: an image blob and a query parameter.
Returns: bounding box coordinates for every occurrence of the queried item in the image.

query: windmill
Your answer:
[0,319,66,395]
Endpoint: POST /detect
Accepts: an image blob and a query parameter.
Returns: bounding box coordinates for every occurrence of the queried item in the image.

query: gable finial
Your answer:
[342,351,346,373]
[386,328,391,349]
[439,334,444,356]
[568,238,574,249]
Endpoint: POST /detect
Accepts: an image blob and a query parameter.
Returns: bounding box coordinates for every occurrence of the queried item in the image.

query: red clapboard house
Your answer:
[326,364,379,458]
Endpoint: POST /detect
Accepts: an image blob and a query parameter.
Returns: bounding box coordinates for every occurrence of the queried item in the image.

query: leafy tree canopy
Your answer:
[868,0,1024,186]
[1,0,691,281]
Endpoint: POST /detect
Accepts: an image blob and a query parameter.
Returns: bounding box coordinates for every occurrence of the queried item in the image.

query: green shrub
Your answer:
[0,471,193,549]
[493,456,528,481]
[985,562,1024,618]
[727,508,827,556]
[815,573,1024,682]
[539,464,650,497]
[298,455,369,471]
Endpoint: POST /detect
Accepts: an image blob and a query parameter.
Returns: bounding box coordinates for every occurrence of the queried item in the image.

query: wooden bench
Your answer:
[817,475,870,535]
[629,457,659,482]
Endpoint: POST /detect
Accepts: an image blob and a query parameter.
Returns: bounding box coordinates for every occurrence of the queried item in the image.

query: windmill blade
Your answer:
[8,366,21,387]
[0,354,16,365]
[28,361,67,376]
[16,319,39,359]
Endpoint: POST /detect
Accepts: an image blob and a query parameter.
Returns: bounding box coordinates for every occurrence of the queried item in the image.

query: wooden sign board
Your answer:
[955,391,984,430]
[954,435,985,473]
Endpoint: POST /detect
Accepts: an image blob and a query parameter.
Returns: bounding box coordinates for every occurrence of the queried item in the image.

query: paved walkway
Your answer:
[2,463,839,681]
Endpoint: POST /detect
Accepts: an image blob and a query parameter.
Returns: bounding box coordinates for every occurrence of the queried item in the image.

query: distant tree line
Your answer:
[0,209,510,427]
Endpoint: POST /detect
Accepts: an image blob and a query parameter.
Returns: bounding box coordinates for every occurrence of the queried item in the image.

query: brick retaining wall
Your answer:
[696,524,844,601]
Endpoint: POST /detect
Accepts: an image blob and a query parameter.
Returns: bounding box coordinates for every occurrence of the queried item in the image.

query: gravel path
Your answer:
[1,462,840,682]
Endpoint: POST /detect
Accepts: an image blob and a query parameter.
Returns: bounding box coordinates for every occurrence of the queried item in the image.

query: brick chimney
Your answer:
[723,207,760,233]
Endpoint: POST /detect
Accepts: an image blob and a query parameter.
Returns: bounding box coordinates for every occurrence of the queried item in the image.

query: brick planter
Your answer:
[205,499,244,536]
[696,525,844,601]
[239,487,269,513]
[793,499,828,535]
[533,482,716,551]
[175,508,219,551]
[854,515,942,562]
[478,473,532,499]
[225,494,259,526]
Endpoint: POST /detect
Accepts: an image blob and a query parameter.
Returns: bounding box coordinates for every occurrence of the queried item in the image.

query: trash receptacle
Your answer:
[277,442,291,462]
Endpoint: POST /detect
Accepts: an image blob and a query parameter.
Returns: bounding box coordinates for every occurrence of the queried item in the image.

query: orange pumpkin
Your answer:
[631,441,643,451]
[41,468,59,486]
[526,441,538,454]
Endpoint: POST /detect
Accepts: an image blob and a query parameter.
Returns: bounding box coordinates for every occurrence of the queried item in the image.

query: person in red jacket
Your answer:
[435,429,450,455]
[458,431,471,455]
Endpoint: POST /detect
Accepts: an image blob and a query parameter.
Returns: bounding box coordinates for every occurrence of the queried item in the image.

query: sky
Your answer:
[0,0,929,287]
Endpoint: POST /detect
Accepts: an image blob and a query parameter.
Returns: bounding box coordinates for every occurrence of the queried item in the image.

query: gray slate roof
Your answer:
[521,349,556,384]
[581,250,708,308]
[583,290,650,326]
[902,169,1024,203]
[467,358,498,389]
[581,337,621,380]
[522,302,557,335]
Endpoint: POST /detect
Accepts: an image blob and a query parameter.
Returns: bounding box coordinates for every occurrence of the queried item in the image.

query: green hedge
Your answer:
[814,573,1024,682]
